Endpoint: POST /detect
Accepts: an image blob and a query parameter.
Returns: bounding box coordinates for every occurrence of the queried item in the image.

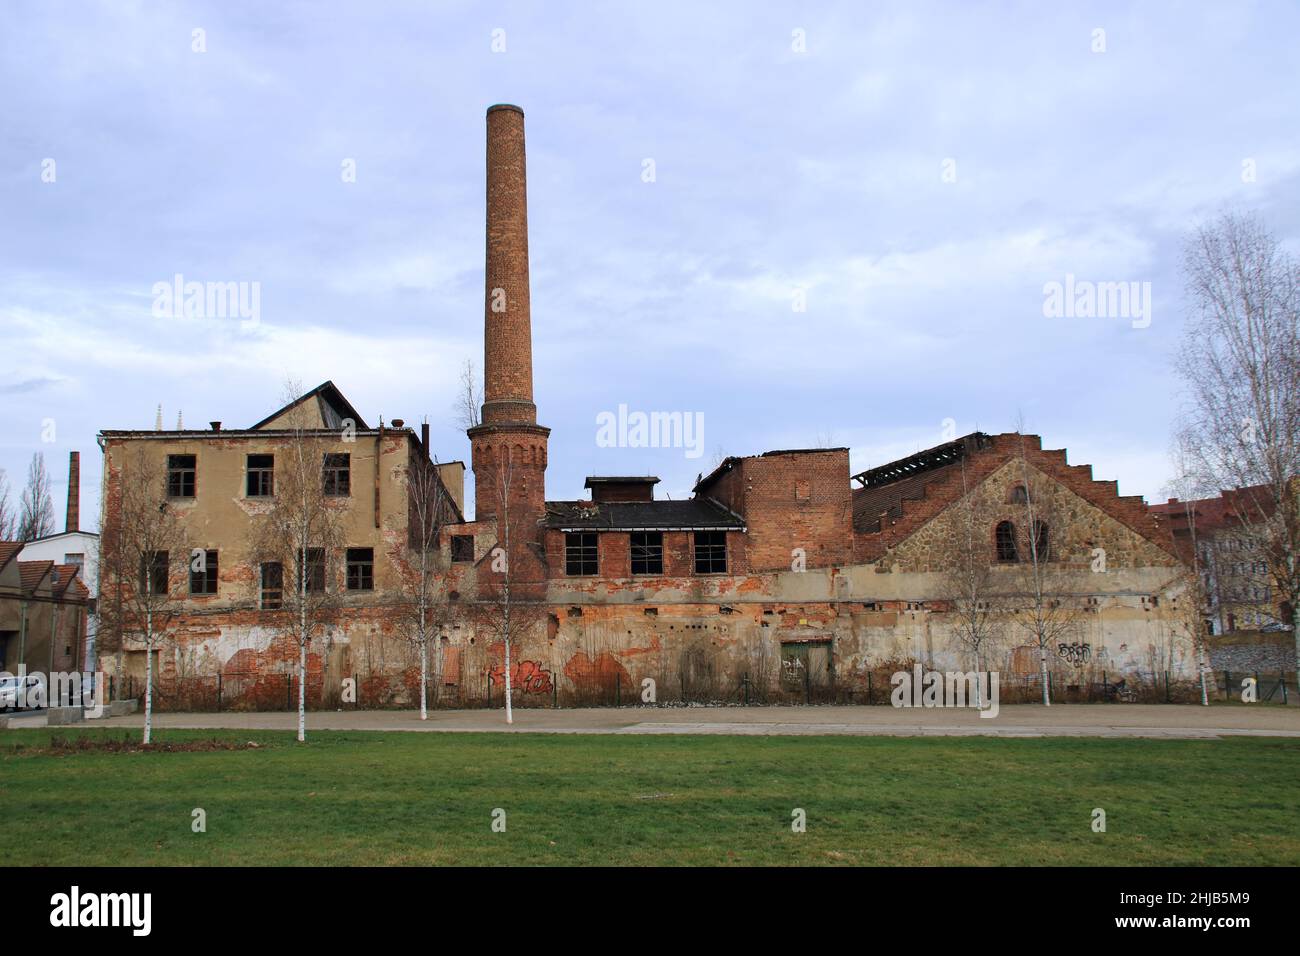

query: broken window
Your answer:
[346,547,374,591]
[693,531,728,574]
[140,550,168,595]
[565,532,598,576]
[995,521,1019,562]
[297,548,325,593]
[630,531,664,575]
[1009,484,1029,505]
[260,562,283,609]
[323,453,351,497]
[247,454,274,498]
[189,549,218,595]
[450,535,475,563]
[167,454,195,498]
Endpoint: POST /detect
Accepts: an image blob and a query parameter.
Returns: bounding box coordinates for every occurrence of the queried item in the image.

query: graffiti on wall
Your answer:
[487,659,554,694]
[1057,642,1092,667]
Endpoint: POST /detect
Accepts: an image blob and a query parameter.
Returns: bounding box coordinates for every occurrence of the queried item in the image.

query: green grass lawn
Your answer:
[3,728,1297,866]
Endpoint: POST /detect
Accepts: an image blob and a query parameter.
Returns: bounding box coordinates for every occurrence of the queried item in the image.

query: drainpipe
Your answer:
[374,421,383,529]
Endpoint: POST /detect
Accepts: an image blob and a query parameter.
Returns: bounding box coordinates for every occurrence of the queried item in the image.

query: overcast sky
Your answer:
[3,0,1299,528]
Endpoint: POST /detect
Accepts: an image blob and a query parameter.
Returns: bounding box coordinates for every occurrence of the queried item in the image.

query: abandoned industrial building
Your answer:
[95,105,1215,710]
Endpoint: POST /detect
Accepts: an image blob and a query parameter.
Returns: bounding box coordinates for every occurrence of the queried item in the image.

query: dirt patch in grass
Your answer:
[6,734,267,756]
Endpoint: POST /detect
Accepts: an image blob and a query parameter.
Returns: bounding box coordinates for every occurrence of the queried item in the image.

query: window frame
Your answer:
[167,454,196,499]
[564,532,599,576]
[995,521,1019,563]
[630,531,664,575]
[322,452,351,497]
[260,561,283,609]
[246,454,275,498]
[296,547,326,593]
[693,531,728,575]
[346,547,375,591]
[189,548,219,596]
[140,550,169,595]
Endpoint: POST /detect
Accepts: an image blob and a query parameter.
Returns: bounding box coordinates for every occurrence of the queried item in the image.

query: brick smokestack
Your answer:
[468,104,549,528]
[481,103,536,427]
[66,450,80,532]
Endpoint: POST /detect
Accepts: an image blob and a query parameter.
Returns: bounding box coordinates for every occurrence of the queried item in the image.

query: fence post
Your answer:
[615,672,621,708]
[552,677,557,709]
[286,673,291,711]
[217,673,223,712]
[743,672,750,706]
[1165,670,1171,703]
[1102,671,1108,701]
[1282,673,1289,706]
[867,670,872,705]
[1224,670,1230,701]
[804,662,811,705]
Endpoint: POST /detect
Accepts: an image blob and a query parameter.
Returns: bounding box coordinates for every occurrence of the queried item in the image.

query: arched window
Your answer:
[1009,485,1029,505]
[1032,520,1050,561]
[995,521,1019,562]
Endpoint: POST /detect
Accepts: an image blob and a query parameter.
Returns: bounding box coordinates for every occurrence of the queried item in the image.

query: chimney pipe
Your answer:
[421,421,430,457]
[210,421,222,432]
[66,451,80,533]
[481,104,536,427]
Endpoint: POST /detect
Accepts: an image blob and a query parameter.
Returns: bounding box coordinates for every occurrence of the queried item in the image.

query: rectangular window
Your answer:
[346,548,374,591]
[63,553,84,566]
[189,549,218,595]
[693,531,728,574]
[565,532,598,576]
[260,562,283,609]
[167,454,195,498]
[631,531,664,575]
[323,453,351,497]
[450,535,475,563]
[247,454,274,497]
[297,548,325,593]
[140,550,168,595]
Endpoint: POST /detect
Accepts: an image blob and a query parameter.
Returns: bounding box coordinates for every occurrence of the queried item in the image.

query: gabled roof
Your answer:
[52,564,82,596]
[19,560,54,594]
[545,498,744,531]
[250,381,369,431]
[853,432,1180,562]
[0,542,22,573]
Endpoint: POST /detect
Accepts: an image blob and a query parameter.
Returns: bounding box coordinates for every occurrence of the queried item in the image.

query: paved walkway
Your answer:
[12,704,1299,739]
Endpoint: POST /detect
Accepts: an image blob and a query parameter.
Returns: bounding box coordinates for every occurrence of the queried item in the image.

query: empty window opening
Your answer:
[450,535,475,563]
[995,521,1019,562]
[631,531,664,575]
[260,562,283,609]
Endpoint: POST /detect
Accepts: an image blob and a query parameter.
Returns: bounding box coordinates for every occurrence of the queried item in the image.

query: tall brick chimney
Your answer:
[66,450,80,532]
[468,105,549,527]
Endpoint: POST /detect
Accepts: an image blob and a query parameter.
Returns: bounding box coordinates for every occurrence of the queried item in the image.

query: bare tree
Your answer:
[470,450,546,724]
[1175,211,1300,679]
[251,381,345,742]
[1006,436,1085,705]
[401,452,452,719]
[101,446,186,743]
[1163,450,1216,706]
[18,452,56,542]
[455,359,483,430]
[0,468,18,540]
[940,459,1004,707]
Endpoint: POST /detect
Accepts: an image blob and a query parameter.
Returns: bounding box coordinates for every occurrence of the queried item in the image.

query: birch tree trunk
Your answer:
[1039,647,1051,706]
[144,610,154,745]
[419,636,428,721]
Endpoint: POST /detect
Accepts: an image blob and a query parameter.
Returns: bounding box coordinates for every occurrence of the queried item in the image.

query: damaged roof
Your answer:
[545,498,744,531]
[852,433,991,533]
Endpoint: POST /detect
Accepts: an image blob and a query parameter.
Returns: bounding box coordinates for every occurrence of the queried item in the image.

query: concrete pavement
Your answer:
[10,703,1299,739]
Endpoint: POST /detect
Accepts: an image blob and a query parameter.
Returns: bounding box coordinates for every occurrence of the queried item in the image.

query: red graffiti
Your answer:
[487,659,554,694]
